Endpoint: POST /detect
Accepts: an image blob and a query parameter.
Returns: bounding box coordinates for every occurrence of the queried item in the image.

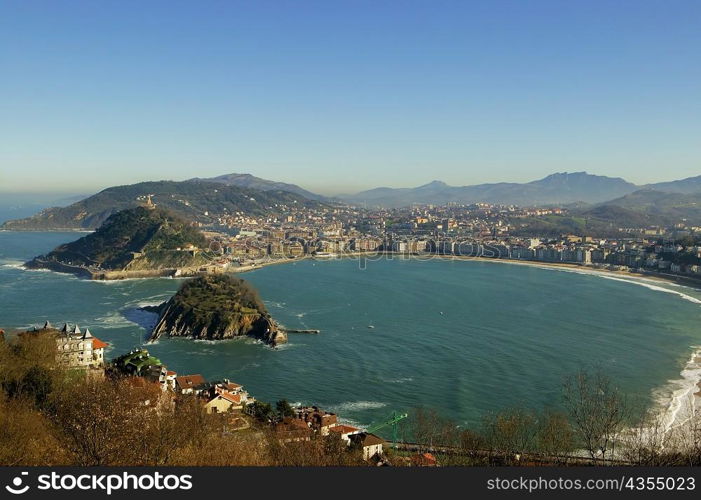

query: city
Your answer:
[194,199,701,281]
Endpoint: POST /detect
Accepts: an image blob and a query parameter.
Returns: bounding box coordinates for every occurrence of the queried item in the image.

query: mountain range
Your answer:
[3,171,701,231]
[338,172,701,207]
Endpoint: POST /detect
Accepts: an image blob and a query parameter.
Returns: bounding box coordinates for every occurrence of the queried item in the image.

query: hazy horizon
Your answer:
[2,168,701,202]
[2,1,700,194]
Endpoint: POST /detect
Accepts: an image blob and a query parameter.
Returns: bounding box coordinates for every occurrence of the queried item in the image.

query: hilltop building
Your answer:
[26,321,109,369]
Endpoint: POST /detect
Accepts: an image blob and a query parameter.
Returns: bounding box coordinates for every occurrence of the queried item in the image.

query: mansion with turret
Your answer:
[33,321,109,369]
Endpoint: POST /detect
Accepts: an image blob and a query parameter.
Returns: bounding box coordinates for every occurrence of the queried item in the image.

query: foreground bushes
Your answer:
[1,333,700,466]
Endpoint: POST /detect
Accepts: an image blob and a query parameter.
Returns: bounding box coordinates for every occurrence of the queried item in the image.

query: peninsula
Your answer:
[24,206,212,279]
[147,274,287,346]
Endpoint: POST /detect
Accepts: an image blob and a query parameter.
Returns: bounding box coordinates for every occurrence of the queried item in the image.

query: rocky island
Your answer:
[147,274,287,347]
[25,206,212,279]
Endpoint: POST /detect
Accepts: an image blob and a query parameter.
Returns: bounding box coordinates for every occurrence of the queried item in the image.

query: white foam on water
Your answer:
[596,275,701,305]
[337,416,364,428]
[192,338,240,345]
[0,260,26,269]
[650,347,701,435]
[124,295,171,308]
[132,301,165,308]
[328,401,388,413]
[273,342,296,351]
[561,273,701,434]
[93,312,134,329]
[385,377,414,384]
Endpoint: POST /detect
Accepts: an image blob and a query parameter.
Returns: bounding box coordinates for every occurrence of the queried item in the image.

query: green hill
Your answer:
[2,180,324,230]
[148,274,287,346]
[586,190,701,226]
[25,207,210,273]
[510,190,701,237]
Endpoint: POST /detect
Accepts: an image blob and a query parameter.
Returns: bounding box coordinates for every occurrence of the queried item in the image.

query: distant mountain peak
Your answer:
[418,180,448,189]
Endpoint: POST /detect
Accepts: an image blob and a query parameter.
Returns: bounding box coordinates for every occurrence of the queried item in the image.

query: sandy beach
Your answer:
[231,251,701,292]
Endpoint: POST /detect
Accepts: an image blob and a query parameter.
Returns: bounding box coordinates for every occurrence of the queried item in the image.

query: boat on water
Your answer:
[367,325,375,329]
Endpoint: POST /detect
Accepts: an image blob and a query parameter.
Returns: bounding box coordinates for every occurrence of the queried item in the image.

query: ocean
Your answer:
[1,231,700,435]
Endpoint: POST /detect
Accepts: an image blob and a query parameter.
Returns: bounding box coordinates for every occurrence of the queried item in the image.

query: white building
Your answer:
[36,322,109,369]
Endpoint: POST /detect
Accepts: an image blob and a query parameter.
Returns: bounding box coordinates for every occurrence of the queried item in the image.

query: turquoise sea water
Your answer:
[2,231,701,432]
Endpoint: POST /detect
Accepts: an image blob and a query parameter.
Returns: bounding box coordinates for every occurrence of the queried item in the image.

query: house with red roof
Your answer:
[175,374,207,394]
[328,424,362,445]
[204,391,244,413]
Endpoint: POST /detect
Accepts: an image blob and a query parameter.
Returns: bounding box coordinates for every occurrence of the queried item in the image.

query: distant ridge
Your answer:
[645,174,701,194]
[341,172,641,207]
[585,189,701,226]
[190,173,328,201]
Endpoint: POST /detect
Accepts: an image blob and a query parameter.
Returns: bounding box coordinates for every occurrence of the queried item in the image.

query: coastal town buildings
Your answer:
[194,198,701,283]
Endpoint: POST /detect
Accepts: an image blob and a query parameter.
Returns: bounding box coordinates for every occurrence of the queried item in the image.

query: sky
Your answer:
[1,0,700,196]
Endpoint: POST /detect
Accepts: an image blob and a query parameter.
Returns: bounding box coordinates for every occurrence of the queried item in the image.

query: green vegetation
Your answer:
[1,180,326,230]
[275,399,295,419]
[250,400,275,422]
[149,274,284,343]
[574,190,701,234]
[508,214,623,238]
[509,190,701,237]
[27,206,209,271]
[173,274,266,315]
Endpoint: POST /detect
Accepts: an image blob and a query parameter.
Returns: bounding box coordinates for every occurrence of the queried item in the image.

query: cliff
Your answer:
[147,275,287,347]
[25,206,210,277]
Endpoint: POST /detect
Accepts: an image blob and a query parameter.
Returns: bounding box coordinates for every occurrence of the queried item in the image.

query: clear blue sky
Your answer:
[1,0,700,195]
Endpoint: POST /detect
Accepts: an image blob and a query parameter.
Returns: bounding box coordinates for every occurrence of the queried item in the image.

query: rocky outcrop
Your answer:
[145,275,287,347]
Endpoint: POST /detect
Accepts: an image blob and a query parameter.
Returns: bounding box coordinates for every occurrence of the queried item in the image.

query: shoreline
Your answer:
[438,255,701,292]
[233,252,701,293]
[25,250,701,293]
[17,249,701,434]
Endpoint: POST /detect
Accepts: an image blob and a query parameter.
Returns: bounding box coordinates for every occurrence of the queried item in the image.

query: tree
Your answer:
[534,409,574,463]
[483,407,538,461]
[562,370,628,463]
[49,377,159,465]
[410,408,459,451]
[275,399,295,419]
[250,400,274,422]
